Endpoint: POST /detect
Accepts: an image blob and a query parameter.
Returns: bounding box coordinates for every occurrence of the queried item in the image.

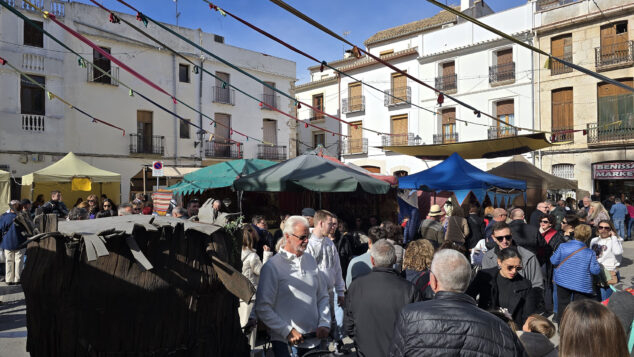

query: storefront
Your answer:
[592,160,634,200]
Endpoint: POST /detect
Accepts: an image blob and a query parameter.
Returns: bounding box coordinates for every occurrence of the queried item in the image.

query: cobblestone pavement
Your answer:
[1,241,632,356]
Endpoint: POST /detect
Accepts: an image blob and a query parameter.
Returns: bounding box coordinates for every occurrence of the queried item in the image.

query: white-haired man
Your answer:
[389,249,526,356]
[255,215,330,357]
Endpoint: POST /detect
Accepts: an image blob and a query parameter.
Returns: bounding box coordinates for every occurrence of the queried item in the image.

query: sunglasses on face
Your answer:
[598,226,611,230]
[504,265,523,272]
[88,200,96,203]
[103,204,111,208]
[494,235,513,242]
[290,233,309,241]
[540,220,550,224]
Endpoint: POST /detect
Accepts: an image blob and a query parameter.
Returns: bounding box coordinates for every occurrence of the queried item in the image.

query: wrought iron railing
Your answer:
[309,109,324,121]
[130,134,164,155]
[587,122,634,144]
[50,1,65,17]
[435,74,457,92]
[595,41,634,69]
[384,87,411,106]
[212,86,235,105]
[551,128,574,143]
[382,133,420,146]
[257,144,287,160]
[342,138,368,155]
[87,63,119,86]
[488,126,517,139]
[205,141,243,158]
[489,62,515,83]
[21,114,45,132]
[536,0,579,11]
[21,0,42,12]
[551,54,573,75]
[342,96,365,113]
[261,94,279,110]
[433,132,459,144]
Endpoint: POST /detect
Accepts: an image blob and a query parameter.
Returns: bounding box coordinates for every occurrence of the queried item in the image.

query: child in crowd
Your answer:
[520,314,557,357]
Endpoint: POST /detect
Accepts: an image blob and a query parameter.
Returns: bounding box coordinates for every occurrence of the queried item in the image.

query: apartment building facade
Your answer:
[0,0,295,200]
[534,0,634,195]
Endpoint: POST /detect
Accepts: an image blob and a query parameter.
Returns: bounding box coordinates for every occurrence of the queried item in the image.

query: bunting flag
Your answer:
[472,189,486,204]
[486,191,494,204]
[453,189,471,205]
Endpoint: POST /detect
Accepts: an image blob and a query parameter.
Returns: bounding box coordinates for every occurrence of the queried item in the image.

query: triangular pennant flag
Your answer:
[523,191,527,206]
[486,191,494,204]
[453,190,471,206]
[472,189,486,204]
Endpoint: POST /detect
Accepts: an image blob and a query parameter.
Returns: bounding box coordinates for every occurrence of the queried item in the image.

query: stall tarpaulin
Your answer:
[0,169,10,213]
[21,152,121,205]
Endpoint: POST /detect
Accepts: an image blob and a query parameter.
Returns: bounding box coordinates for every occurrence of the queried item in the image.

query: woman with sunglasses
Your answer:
[467,247,538,327]
[539,214,565,316]
[550,224,601,323]
[85,194,100,219]
[96,198,117,218]
[590,219,623,300]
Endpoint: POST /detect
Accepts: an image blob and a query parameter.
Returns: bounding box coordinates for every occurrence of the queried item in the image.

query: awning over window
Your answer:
[378,133,554,160]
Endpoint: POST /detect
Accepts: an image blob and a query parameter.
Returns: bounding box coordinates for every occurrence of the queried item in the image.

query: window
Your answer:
[24,20,43,47]
[214,72,232,104]
[20,75,45,115]
[597,78,633,128]
[551,34,572,75]
[441,108,457,143]
[93,47,112,84]
[263,82,276,108]
[391,114,408,145]
[599,21,630,67]
[312,94,324,120]
[179,119,190,139]
[349,121,363,153]
[495,100,515,137]
[437,61,456,91]
[391,72,407,104]
[313,132,325,148]
[263,119,277,145]
[179,64,190,83]
[136,111,154,154]
[490,48,515,83]
[551,88,573,142]
[214,35,224,43]
[552,164,574,179]
[347,82,363,112]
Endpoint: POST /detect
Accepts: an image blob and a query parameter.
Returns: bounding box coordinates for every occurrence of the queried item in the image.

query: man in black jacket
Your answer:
[509,208,543,255]
[466,205,485,250]
[389,249,526,357]
[344,239,419,357]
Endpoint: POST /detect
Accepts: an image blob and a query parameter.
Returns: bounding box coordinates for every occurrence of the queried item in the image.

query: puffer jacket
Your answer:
[389,291,526,357]
[241,248,272,288]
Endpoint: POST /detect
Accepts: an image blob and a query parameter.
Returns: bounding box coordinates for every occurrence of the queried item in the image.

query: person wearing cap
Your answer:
[419,204,445,247]
[302,208,315,228]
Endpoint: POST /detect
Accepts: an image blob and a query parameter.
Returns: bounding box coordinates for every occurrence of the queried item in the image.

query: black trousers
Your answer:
[556,285,596,322]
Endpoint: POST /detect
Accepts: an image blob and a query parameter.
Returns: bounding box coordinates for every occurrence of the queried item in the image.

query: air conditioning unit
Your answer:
[19,154,28,164]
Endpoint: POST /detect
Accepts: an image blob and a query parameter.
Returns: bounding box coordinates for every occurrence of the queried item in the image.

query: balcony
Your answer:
[21,114,45,132]
[212,86,235,105]
[257,144,287,160]
[382,133,421,147]
[87,63,119,86]
[551,55,573,75]
[488,126,518,139]
[551,128,574,143]
[20,0,42,12]
[342,138,368,155]
[587,122,634,145]
[309,109,324,121]
[595,41,634,71]
[130,134,164,155]
[536,0,579,11]
[435,74,457,92]
[261,94,280,110]
[489,62,515,84]
[433,133,459,144]
[205,141,243,159]
[384,87,411,107]
[342,96,365,113]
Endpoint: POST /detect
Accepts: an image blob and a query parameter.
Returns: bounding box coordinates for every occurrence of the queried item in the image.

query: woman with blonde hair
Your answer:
[402,239,435,300]
[588,201,610,227]
[86,194,100,219]
[559,299,629,357]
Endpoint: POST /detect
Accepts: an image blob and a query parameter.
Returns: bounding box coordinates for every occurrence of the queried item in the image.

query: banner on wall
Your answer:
[592,161,634,180]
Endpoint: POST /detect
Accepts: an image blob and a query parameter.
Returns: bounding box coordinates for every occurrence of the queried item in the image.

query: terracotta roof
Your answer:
[308,56,358,71]
[337,47,418,72]
[295,75,338,92]
[364,7,459,46]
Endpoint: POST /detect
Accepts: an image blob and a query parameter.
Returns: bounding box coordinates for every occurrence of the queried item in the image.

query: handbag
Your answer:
[598,265,618,287]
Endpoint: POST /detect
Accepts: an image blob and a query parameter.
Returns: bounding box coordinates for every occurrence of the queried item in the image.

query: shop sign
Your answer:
[592,161,634,180]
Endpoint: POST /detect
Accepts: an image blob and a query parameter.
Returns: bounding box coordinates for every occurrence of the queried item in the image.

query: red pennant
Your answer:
[305,123,308,128]
[259,102,263,107]
[437,93,444,106]
[320,63,324,72]
[583,130,587,136]
[0,57,5,65]
[297,102,301,109]
[354,125,358,130]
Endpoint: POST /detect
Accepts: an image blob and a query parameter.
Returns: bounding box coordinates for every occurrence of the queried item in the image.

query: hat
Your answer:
[301,207,316,217]
[428,204,444,217]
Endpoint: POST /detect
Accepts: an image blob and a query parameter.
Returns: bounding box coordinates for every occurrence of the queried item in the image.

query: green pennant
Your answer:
[129,89,134,97]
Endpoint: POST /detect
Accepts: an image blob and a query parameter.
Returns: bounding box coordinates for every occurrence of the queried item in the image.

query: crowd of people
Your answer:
[1,190,633,356]
[237,197,632,357]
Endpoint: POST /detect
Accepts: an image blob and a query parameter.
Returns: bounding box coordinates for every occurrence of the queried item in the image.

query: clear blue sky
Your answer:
[78,0,527,82]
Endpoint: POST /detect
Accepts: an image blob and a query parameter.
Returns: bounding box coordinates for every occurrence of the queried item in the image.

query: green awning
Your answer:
[167,159,276,195]
[233,152,390,194]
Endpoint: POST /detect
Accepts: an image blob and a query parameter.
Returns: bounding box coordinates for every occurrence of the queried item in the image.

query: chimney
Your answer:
[461,0,474,11]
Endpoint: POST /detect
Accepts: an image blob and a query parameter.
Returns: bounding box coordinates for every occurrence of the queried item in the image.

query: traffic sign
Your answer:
[152,161,164,177]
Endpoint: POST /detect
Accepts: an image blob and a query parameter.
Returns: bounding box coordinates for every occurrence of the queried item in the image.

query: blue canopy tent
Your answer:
[398,153,526,205]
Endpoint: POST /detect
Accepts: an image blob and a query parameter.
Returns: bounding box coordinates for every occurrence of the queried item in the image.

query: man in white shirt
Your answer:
[255,216,330,357]
[305,210,346,353]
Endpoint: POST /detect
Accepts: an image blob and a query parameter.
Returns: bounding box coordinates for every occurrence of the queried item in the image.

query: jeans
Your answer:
[331,289,344,342]
[599,271,621,300]
[614,219,625,239]
[270,341,313,357]
[628,219,634,239]
[556,285,596,322]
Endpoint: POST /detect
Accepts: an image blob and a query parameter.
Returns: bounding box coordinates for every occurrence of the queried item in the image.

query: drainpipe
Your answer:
[338,73,342,160]
[172,53,178,165]
[198,57,205,162]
